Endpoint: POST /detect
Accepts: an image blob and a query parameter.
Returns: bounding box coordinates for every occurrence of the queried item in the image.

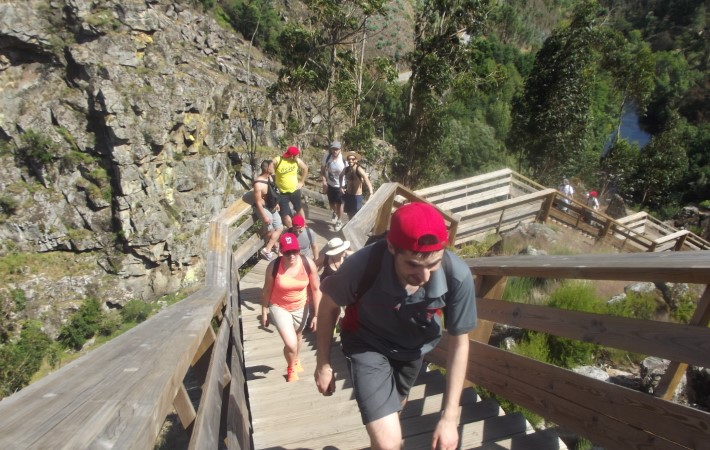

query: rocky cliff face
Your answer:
[0,0,288,332]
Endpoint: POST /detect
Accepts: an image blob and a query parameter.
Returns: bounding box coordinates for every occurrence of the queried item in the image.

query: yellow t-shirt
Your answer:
[274,156,299,193]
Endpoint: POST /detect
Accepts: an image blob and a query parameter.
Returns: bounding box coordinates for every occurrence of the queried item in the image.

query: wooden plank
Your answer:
[466,251,710,283]
[0,286,226,450]
[477,297,710,368]
[430,338,709,450]
[225,344,250,450]
[416,168,513,197]
[188,309,231,450]
[471,428,569,450]
[174,384,196,433]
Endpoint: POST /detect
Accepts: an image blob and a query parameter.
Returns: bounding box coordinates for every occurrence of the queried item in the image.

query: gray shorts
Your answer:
[269,303,310,333]
[343,344,423,424]
[257,208,283,232]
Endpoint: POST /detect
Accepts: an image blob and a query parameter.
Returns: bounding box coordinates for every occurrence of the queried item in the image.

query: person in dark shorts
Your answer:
[274,146,309,228]
[315,202,477,450]
[339,151,373,220]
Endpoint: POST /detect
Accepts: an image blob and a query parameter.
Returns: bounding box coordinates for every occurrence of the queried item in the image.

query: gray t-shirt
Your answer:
[321,243,477,361]
[291,227,315,259]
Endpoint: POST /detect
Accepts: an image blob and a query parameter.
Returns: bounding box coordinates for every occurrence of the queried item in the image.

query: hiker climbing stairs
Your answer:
[238,204,567,449]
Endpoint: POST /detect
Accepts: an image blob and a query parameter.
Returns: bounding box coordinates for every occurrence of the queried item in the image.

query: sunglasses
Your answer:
[283,250,299,256]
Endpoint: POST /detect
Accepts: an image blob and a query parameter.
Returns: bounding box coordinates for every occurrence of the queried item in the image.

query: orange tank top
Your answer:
[270,257,309,311]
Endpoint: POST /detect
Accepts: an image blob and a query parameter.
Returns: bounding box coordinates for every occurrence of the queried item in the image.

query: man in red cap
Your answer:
[274,146,309,228]
[315,202,477,450]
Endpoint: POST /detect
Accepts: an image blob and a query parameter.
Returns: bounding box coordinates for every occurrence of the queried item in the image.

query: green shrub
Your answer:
[0,320,53,397]
[120,300,153,324]
[543,282,606,368]
[0,196,19,215]
[11,289,26,311]
[502,277,538,303]
[671,293,696,324]
[607,292,656,320]
[98,310,122,336]
[57,298,103,350]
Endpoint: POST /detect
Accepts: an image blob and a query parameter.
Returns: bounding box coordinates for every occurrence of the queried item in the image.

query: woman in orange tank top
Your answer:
[261,233,321,382]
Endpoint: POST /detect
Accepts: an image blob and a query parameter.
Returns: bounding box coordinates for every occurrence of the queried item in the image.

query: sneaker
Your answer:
[260,248,275,261]
[331,211,337,223]
[286,366,299,382]
[334,220,343,232]
[294,359,304,373]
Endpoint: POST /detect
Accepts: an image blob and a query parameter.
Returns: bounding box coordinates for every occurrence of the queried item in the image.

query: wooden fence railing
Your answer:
[0,198,257,449]
[425,251,710,450]
[415,168,709,252]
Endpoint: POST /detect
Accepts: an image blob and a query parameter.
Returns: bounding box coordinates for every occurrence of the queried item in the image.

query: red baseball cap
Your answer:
[387,202,448,252]
[279,233,300,253]
[283,146,300,158]
[292,215,306,227]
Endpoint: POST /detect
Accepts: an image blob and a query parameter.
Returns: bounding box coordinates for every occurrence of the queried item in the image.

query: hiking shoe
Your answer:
[294,359,304,373]
[286,366,299,382]
[260,248,275,261]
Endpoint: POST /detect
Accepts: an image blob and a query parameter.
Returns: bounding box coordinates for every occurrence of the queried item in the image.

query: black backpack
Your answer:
[254,177,281,209]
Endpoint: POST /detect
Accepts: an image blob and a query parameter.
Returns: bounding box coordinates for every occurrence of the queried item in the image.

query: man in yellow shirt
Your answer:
[274,146,309,228]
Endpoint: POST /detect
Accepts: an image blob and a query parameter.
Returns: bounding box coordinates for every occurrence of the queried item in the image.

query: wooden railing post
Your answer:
[469,274,508,345]
[655,286,710,400]
[537,192,555,223]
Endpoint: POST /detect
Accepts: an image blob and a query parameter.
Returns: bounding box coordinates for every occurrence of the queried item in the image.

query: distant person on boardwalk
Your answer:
[321,141,347,232]
[585,190,600,224]
[287,214,318,260]
[316,237,352,282]
[339,151,373,221]
[557,178,574,212]
[274,146,309,229]
[315,202,478,450]
[262,232,321,382]
[253,159,283,261]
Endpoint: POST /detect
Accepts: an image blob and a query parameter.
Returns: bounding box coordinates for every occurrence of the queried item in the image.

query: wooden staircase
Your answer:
[238,205,567,449]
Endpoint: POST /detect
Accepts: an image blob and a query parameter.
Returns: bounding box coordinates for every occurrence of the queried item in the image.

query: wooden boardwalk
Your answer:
[239,205,567,449]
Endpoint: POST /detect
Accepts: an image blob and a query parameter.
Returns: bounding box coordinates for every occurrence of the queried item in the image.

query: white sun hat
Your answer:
[325,237,351,256]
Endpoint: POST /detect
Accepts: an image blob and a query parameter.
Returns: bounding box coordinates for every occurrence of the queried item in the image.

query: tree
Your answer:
[392,0,493,186]
[269,0,387,144]
[508,1,608,186]
[0,321,52,398]
[633,114,689,207]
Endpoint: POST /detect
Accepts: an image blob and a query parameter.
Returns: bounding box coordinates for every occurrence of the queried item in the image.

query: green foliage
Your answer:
[540,282,605,368]
[502,277,539,303]
[18,130,58,181]
[99,310,123,336]
[0,321,53,397]
[607,292,657,320]
[633,114,689,207]
[11,289,26,312]
[600,138,640,198]
[671,292,696,324]
[223,0,283,55]
[120,300,153,324]
[58,298,103,350]
[0,196,20,215]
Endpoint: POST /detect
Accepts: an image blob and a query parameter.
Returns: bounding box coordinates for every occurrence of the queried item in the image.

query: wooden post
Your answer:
[537,192,555,223]
[674,233,688,251]
[173,384,196,435]
[655,286,710,400]
[469,274,508,345]
[599,219,613,240]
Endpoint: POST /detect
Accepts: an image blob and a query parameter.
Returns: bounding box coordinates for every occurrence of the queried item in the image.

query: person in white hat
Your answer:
[316,237,352,281]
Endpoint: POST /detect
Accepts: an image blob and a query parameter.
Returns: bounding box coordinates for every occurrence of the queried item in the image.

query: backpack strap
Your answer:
[271,255,311,279]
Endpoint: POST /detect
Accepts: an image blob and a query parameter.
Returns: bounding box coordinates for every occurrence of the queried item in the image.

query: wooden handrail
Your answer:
[426,250,710,450]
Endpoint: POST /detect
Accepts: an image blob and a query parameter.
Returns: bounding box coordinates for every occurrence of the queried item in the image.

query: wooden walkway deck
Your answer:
[239,205,567,449]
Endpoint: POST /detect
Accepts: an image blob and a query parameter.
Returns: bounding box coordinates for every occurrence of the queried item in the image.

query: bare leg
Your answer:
[366,412,403,450]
